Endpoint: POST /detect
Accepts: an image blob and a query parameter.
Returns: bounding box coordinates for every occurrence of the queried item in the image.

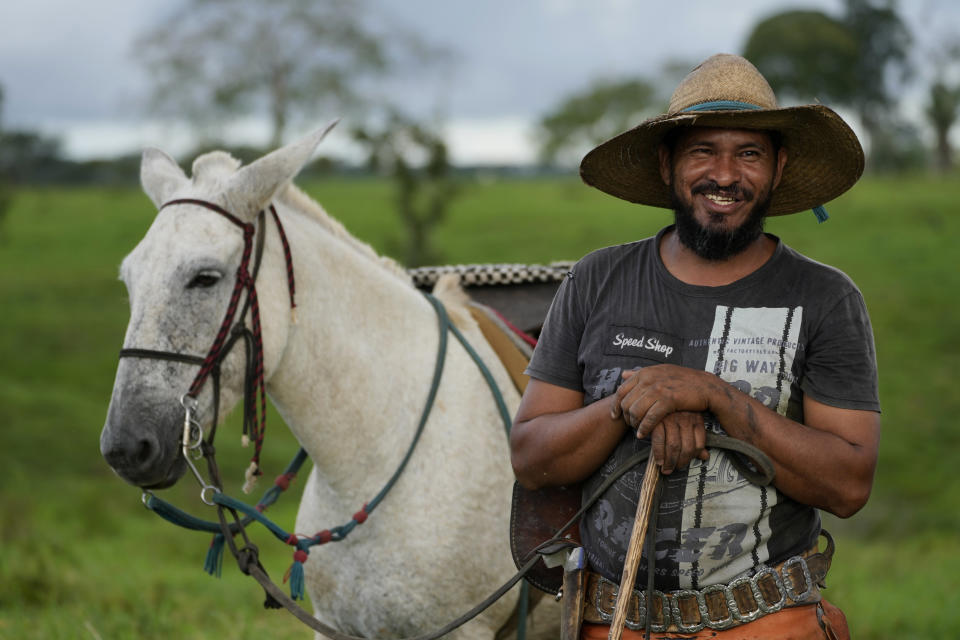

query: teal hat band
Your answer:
[681,100,763,112]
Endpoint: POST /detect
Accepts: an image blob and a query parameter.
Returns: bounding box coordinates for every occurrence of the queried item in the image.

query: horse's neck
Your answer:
[263,205,442,501]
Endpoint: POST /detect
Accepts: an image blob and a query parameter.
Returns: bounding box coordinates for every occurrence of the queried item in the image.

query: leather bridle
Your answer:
[119,198,296,496]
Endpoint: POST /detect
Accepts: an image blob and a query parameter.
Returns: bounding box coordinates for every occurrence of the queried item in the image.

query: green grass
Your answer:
[1,174,957,637]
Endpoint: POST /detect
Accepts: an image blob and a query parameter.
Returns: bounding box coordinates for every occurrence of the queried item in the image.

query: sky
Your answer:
[1,0,956,165]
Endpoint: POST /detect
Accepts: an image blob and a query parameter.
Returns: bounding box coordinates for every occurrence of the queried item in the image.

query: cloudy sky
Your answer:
[1,0,955,164]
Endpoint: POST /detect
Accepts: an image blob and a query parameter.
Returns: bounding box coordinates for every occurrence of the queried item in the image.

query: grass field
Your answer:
[1,173,958,638]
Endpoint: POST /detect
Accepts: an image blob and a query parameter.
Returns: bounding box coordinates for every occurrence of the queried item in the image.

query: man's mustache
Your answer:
[691,180,755,202]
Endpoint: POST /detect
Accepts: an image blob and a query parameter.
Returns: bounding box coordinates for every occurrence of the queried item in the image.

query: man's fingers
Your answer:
[611,373,639,418]
[677,418,697,470]
[660,424,682,474]
[636,399,671,438]
[643,412,710,473]
[694,419,709,461]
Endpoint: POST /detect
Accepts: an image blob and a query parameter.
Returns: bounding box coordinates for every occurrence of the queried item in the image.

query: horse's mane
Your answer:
[278,183,413,286]
[280,183,474,327]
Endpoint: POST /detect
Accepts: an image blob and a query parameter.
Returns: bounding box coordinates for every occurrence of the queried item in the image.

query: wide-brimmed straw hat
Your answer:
[579,54,864,217]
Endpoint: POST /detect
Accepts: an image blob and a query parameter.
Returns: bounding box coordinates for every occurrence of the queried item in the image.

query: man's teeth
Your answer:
[705,194,736,205]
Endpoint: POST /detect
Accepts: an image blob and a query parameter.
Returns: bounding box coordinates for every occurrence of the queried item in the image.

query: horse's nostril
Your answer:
[135,438,155,466]
[102,432,159,472]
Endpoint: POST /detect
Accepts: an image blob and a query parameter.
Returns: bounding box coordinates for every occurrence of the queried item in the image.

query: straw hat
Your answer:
[579,54,864,216]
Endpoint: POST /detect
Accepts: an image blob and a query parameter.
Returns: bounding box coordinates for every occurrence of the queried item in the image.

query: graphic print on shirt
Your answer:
[588,367,623,403]
[673,305,803,588]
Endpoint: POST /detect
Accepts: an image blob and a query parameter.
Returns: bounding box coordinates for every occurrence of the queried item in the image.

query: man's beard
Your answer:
[671,179,772,261]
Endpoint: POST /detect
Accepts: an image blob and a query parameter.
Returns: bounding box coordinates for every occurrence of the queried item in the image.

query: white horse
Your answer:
[100,127,556,639]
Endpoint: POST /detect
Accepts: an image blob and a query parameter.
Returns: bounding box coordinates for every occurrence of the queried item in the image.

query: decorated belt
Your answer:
[582,549,831,634]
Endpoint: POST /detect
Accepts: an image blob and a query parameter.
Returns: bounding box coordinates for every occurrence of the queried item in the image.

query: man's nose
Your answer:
[706,153,739,186]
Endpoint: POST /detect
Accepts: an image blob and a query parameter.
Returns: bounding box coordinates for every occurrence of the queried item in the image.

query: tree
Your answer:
[135,0,432,148]
[0,86,13,237]
[925,40,960,172]
[743,1,911,158]
[535,77,658,166]
[927,81,960,171]
[352,112,459,267]
[743,11,860,105]
[843,0,912,135]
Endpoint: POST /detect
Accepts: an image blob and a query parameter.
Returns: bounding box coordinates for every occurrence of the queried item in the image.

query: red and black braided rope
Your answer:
[158,198,296,481]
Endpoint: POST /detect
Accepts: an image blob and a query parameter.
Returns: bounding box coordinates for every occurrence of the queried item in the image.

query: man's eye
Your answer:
[187,271,222,289]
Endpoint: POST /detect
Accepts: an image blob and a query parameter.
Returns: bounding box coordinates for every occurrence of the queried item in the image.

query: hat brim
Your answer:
[579,105,864,216]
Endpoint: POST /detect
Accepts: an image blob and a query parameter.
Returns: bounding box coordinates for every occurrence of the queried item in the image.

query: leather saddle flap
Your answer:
[510,481,582,594]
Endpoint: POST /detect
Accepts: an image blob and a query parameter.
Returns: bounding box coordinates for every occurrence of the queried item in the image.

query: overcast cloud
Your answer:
[1,0,955,163]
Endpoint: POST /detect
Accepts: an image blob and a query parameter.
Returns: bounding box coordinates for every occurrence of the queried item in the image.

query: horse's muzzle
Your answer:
[100,397,187,488]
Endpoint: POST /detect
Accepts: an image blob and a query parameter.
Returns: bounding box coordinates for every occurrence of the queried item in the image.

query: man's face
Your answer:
[659,127,787,261]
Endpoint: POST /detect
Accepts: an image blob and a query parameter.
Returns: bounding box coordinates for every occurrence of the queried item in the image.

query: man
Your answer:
[510,54,880,639]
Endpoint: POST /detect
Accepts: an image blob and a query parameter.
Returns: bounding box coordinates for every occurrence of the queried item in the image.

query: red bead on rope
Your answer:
[353,503,369,524]
[315,530,333,544]
[293,549,309,564]
[274,472,296,491]
[286,534,298,546]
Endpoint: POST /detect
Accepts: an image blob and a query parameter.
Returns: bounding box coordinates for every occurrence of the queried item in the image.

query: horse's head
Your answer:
[100,124,335,489]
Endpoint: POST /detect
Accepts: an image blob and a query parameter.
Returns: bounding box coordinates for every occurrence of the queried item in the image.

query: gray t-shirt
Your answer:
[525,227,880,590]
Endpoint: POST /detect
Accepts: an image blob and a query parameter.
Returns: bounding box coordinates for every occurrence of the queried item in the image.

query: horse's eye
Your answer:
[187,270,222,289]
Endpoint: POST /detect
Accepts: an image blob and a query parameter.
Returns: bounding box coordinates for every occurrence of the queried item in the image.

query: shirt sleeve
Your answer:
[801,289,881,412]
[524,269,586,391]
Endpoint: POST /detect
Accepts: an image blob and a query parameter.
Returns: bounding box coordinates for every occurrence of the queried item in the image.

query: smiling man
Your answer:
[510,55,879,639]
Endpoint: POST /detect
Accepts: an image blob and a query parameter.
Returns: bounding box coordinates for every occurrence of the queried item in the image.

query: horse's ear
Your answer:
[225,119,339,221]
[141,148,189,209]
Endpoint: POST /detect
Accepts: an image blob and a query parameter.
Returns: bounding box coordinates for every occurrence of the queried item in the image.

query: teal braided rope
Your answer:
[145,447,310,534]
[364,292,450,514]
[144,291,519,601]
[144,295,451,541]
[442,303,523,639]
[145,493,225,533]
[446,320,513,435]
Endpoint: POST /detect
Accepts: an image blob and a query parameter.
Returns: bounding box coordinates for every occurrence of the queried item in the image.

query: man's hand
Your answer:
[646,412,710,473]
[612,366,712,473]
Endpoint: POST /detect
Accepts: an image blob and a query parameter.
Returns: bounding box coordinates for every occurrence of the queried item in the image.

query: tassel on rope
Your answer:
[813,205,829,223]
[243,461,260,494]
[204,533,226,577]
[282,533,309,600]
[284,548,309,600]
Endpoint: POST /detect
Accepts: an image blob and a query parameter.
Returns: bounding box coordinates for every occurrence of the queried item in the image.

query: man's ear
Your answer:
[772,147,788,190]
[658,143,672,185]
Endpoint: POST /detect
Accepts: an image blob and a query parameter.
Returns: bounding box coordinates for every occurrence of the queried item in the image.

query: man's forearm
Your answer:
[511,393,625,490]
[705,377,880,517]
